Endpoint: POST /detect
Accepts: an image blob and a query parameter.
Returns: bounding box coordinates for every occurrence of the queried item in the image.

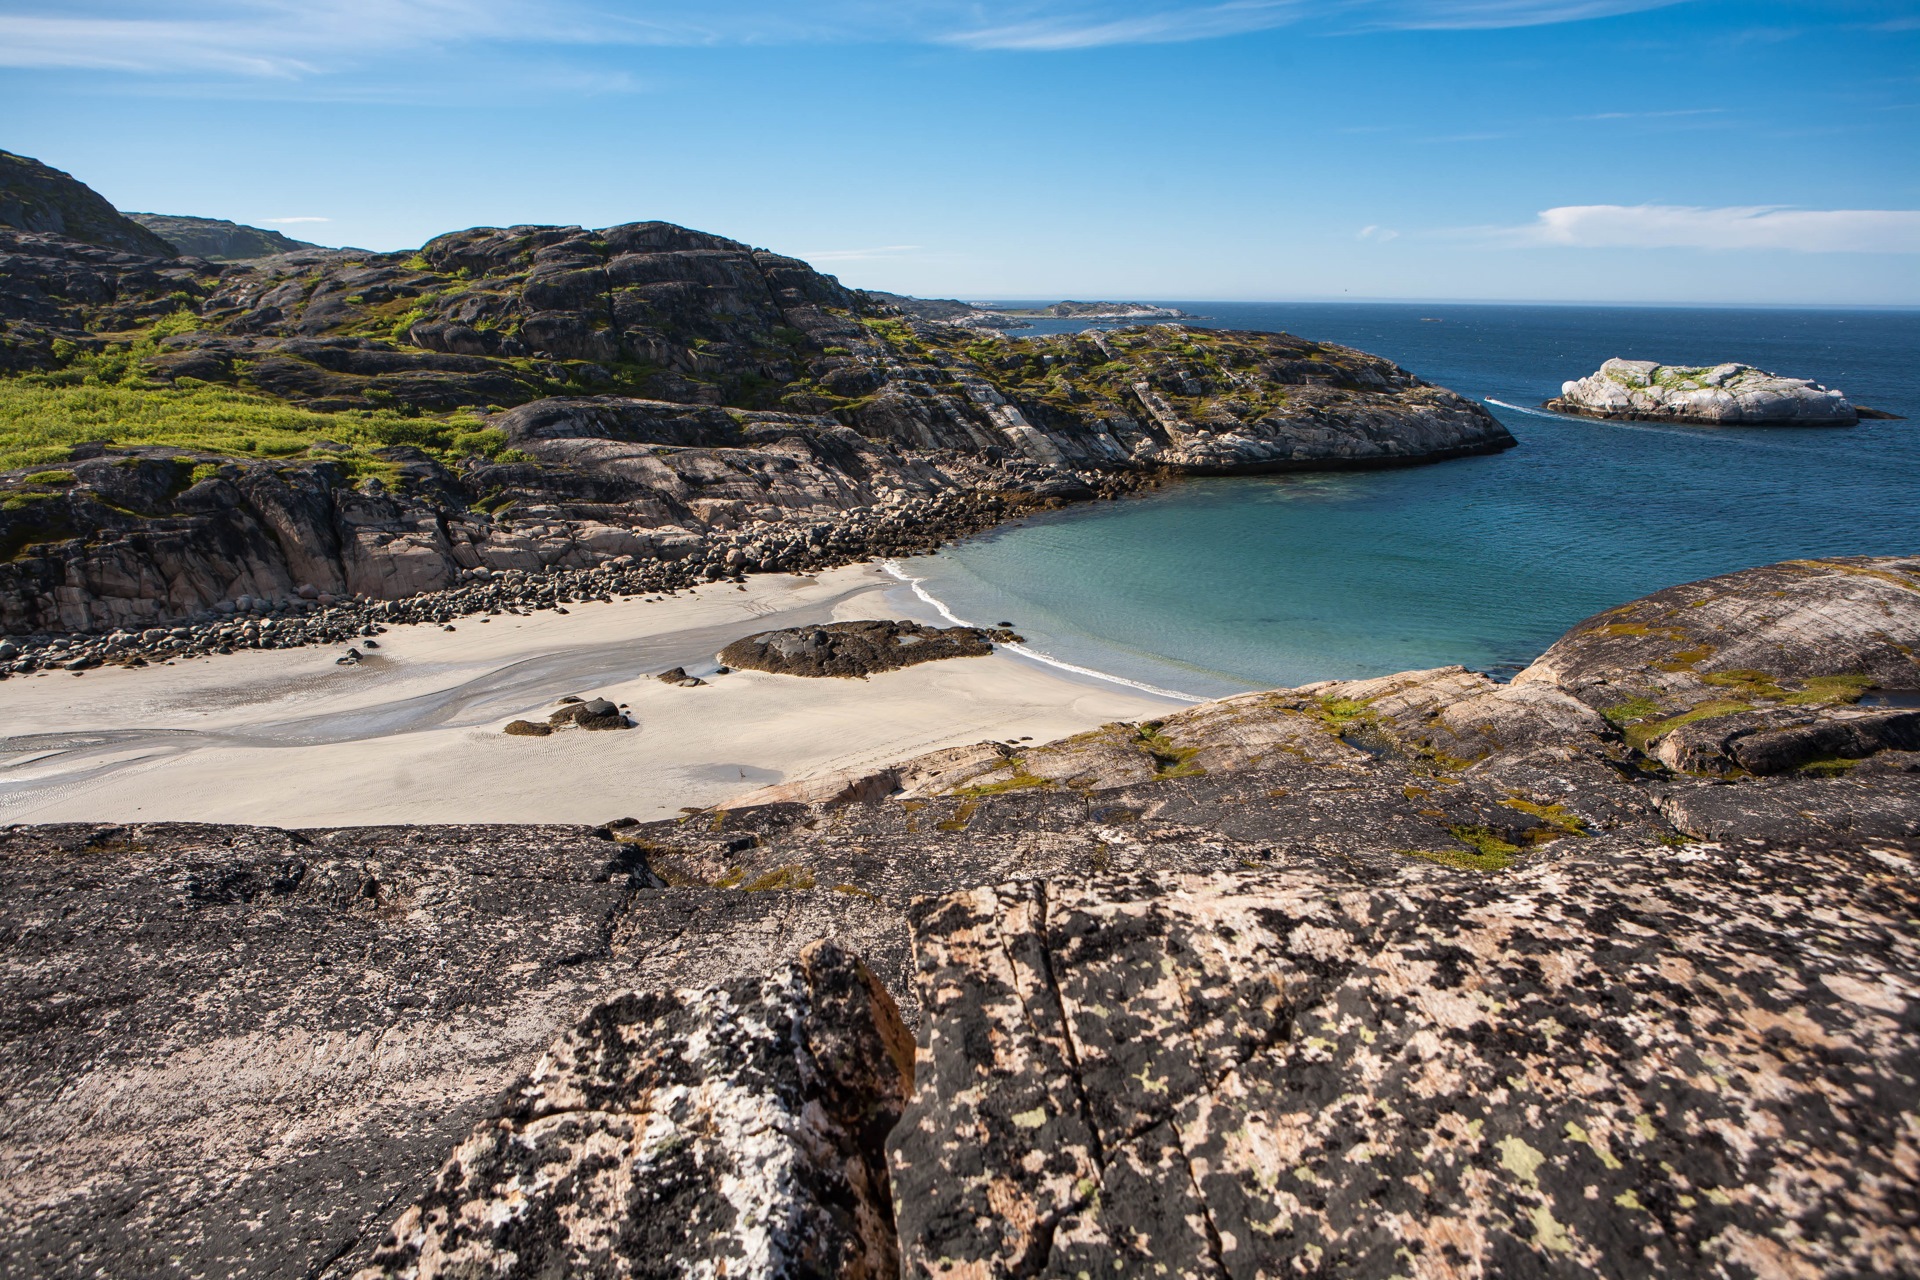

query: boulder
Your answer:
[1549,357,1857,425]
[502,719,552,736]
[719,619,1018,679]
[358,941,912,1280]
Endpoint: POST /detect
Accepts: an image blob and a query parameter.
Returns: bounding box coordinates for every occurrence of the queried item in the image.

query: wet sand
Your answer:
[0,564,1182,826]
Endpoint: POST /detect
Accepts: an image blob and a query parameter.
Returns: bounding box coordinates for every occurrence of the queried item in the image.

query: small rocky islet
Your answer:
[2,150,1918,1278]
[1549,356,1894,425]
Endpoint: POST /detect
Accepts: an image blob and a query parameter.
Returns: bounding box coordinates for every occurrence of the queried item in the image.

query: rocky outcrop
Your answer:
[359,940,912,1280]
[0,820,911,1279]
[1515,555,1920,774]
[0,150,178,257]
[124,212,325,261]
[1549,357,1858,425]
[890,841,1920,1277]
[719,618,1020,679]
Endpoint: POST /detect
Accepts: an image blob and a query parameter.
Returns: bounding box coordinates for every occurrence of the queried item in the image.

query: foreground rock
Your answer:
[1549,357,1858,424]
[360,940,912,1280]
[719,618,1020,679]
[6,557,1920,1276]
[0,822,909,1279]
[891,841,1920,1277]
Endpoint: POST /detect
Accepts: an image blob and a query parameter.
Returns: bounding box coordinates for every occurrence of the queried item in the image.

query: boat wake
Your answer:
[880,561,1202,704]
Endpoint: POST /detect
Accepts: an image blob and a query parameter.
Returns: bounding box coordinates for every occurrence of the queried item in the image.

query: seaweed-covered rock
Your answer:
[359,940,913,1280]
[1549,358,1858,425]
[890,841,1920,1278]
[719,618,1018,679]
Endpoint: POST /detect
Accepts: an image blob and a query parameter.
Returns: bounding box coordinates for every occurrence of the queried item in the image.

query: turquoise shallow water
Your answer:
[897,304,1920,699]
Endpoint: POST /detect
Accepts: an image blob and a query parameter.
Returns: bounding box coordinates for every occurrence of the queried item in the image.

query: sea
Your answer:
[891,303,1920,701]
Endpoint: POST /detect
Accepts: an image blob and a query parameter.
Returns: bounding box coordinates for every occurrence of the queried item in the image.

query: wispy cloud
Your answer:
[1492,203,1920,252]
[0,0,1700,78]
[1357,224,1400,240]
[800,244,924,262]
[1575,107,1725,120]
[266,216,330,224]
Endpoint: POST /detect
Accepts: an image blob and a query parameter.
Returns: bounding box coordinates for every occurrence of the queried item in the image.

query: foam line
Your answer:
[1485,397,1572,420]
[880,561,1203,704]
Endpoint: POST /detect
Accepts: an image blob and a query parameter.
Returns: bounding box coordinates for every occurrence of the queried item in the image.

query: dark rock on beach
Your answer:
[719,618,1020,679]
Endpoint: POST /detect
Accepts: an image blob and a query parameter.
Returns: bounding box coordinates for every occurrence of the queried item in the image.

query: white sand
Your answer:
[0,564,1181,826]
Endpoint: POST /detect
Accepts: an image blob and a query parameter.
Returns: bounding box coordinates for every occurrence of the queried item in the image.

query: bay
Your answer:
[896,303,1920,699]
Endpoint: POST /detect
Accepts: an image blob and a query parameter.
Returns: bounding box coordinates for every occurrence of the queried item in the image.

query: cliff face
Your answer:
[4,559,1917,1278]
[0,213,1511,634]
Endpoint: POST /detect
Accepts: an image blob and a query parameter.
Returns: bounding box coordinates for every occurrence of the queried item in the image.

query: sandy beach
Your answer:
[0,563,1185,826]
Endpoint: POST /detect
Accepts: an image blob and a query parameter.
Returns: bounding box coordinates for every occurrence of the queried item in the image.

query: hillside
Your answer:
[0,149,177,256]
[0,154,1511,638]
[124,212,325,261]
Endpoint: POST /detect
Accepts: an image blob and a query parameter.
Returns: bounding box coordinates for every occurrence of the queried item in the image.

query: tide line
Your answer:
[879,560,1203,704]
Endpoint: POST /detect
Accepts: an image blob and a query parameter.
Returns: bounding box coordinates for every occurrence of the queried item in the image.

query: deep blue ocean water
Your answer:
[895,303,1920,699]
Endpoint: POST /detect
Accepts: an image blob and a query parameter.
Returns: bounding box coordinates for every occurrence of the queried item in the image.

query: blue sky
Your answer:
[3,0,1916,303]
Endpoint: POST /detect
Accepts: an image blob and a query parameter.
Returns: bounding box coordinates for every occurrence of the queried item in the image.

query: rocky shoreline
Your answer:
[0,475,1132,678]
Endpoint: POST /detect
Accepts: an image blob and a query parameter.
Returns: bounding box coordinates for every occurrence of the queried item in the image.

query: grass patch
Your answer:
[1499,796,1590,841]
[1783,673,1874,706]
[1400,832,1516,873]
[935,799,979,833]
[953,762,1059,798]
[1135,723,1205,779]
[0,378,492,470]
[1311,696,1373,731]
[1797,755,1859,777]
[741,864,816,892]
[1623,699,1756,749]
[1600,695,1661,726]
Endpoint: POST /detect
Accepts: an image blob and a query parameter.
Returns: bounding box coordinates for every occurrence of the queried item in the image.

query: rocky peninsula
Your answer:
[0,150,1509,660]
[2,554,1916,1277]
[1549,357,1861,425]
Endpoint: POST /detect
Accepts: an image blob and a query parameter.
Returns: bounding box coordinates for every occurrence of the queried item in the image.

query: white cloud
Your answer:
[0,0,1699,76]
[1357,225,1399,240]
[266,216,330,224]
[800,245,923,262]
[1499,204,1920,252]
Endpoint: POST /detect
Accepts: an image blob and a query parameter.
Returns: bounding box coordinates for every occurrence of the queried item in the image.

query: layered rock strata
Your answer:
[1549,357,1858,425]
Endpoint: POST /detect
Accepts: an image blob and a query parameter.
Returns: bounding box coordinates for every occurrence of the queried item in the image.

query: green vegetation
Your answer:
[0,378,516,471]
[1621,699,1755,750]
[1601,696,1661,725]
[1499,796,1589,839]
[953,761,1059,798]
[1311,696,1373,731]
[1133,722,1205,779]
[1399,825,1520,872]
